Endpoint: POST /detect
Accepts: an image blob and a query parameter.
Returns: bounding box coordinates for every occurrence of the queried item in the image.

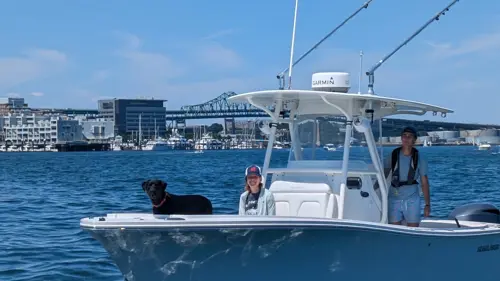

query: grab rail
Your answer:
[265,167,378,176]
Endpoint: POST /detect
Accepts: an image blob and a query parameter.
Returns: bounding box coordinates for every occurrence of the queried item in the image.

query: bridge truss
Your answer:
[165,91,274,128]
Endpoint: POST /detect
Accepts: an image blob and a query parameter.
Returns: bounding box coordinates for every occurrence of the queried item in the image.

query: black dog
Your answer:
[142,179,213,215]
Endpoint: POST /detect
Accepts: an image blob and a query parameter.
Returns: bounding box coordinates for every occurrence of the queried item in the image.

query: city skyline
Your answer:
[0,0,499,124]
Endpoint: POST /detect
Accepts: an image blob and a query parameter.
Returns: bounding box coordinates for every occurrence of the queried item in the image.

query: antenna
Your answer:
[277,0,374,90]
[365,0,460,95]
[358,50,363,94]
[287,0,300,90]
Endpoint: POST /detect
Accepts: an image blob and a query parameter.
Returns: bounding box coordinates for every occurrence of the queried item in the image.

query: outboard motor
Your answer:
[448,203,500,224]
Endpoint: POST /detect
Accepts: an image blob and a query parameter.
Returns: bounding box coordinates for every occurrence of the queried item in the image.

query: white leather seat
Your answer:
[268,180,338,218]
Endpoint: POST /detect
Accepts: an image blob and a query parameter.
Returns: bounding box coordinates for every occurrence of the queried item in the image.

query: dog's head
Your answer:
[142,179,167,205]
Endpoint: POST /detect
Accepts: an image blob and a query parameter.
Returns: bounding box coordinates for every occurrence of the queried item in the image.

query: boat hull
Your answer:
[478,146,491,151]
[143,145,175,151]
[82,215,500,281]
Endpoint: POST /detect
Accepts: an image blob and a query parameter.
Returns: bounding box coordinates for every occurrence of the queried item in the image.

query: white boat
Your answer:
[81,1,500,280]
[195,133,222,150]
[168,129,189,149]
[142,119,176,151]
[323,143,337,151]
[142,138,174,151]
[423,138,432,147]
[478,143,492,151]
[80,72,500,280]
[273,141,284,149]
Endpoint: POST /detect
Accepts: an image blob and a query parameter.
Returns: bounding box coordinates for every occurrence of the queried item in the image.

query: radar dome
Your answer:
[311,72,350,93]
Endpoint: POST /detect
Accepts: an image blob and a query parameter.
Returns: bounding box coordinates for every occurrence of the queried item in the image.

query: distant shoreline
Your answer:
[378,143,480,147]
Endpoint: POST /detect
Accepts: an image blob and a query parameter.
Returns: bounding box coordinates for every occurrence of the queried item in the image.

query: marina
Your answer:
[1,89,499,153]
[0,110,498,152]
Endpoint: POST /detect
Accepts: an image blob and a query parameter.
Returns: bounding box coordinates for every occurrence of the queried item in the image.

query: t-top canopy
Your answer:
[227,89,453,120]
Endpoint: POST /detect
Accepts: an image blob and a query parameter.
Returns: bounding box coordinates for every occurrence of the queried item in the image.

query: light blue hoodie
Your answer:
[238,187,276,216]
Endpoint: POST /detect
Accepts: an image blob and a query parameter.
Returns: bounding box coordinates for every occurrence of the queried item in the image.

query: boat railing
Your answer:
[265,167,378,176]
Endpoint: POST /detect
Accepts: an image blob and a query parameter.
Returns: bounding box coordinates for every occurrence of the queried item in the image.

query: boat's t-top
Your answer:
[226,0,460,225]
[228,71,452,224]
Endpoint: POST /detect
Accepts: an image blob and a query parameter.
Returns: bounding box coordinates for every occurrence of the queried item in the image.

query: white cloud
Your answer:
[120,50,185,80]
[113,31,143,50]
[194,42,242,70]
[201,29,236,41]
[426,31,500,59]
[30,92,44,97]
[114,31,243,75]
[24,48,67,63]
[92,69,110,81]
[114,32,186,80]
[0,48,68,89]
[107,31,247,107]
[6,92,21,98]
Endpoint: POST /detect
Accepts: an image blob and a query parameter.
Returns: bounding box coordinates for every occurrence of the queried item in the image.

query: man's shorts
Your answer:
[388,195,421,224]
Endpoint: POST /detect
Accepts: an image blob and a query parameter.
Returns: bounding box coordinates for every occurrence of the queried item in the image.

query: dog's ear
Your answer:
[142,180,150,192]
[162,181,171,197]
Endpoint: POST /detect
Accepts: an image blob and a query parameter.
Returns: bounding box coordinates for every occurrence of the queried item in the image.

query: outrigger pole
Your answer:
[276,0,374,90]
[287,0,300,90]
[365,0,460,95]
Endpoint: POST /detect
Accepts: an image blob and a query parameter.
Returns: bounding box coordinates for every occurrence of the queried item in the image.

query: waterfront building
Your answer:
[429,129,500,145]
[80,119,115,141]
[1,113,83,145]
[97,98,166,140]
[0,97,29,114]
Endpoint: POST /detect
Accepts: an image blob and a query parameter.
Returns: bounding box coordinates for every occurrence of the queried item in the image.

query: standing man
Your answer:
[384,126,430,227]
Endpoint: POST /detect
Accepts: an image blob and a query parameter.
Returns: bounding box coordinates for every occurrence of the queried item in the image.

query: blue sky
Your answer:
[0,0,499,125]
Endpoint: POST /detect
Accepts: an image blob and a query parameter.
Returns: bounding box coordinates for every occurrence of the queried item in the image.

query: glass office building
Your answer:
[97,98,167,139]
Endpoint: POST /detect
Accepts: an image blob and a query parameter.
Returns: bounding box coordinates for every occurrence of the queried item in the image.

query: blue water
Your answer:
[0,146,498,281]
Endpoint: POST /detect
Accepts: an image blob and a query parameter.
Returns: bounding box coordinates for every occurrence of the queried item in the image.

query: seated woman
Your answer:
[238,165,276,216]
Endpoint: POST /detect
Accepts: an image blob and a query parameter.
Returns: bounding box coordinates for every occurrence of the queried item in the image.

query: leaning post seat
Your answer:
[268,180,338,218]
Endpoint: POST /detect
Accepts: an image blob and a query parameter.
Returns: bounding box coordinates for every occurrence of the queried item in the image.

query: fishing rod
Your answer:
[365,0,460,95]
[277,0,374,90]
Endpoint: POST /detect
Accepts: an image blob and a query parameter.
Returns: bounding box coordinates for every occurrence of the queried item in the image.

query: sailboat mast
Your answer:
[138,114,142,148]
[154,118,157,140]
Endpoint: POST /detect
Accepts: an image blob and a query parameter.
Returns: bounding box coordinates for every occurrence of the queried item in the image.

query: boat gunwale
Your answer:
[80,214,500,237]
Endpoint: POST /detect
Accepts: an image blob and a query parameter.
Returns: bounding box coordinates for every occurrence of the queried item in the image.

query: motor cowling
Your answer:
[448,203,500,224]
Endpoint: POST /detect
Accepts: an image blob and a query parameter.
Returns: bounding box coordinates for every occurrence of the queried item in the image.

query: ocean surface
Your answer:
[1,146,499,281]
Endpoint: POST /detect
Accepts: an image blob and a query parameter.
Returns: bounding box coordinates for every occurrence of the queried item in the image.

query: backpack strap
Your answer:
[402,147,419,186]
[412,147,419,172]
[391,147,401,173]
